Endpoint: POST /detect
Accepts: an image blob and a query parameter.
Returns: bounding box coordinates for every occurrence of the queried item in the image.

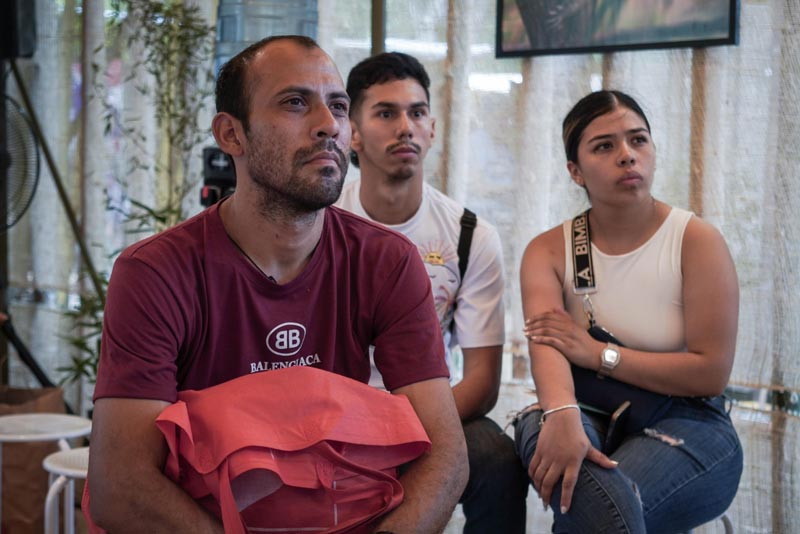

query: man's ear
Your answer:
[567,161,585,187]
[350,118,363,153]
[430,116,436,141]
[211,112,246,157]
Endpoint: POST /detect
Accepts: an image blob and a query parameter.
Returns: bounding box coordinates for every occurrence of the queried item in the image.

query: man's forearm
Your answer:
[90,467,223,534]
[376,378,469,533]
[374,445,468,533]
[452,378,495,421]
[88,398,223,534]
[453,345,503,421]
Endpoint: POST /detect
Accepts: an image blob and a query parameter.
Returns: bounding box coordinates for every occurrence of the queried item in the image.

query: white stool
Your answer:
[42,446,90,534]
[0,413,92,528]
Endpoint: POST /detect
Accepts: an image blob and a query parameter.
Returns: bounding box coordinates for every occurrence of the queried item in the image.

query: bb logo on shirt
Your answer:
[266,322,307,356]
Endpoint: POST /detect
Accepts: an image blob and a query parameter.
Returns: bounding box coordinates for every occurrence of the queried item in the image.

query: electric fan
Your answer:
[1,93,40,232]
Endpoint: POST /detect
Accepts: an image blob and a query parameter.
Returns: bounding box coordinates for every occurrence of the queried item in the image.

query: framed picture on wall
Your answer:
[496,0,739,58]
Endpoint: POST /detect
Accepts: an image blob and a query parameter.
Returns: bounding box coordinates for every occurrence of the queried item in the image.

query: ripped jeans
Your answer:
[514,396,742,533]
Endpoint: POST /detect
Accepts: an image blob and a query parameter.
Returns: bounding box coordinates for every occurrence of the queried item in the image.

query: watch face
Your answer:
[599,344,620,377]
[603,347,620,365]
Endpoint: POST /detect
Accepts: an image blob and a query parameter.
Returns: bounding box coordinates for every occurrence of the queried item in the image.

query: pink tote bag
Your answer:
[84,366,430,533]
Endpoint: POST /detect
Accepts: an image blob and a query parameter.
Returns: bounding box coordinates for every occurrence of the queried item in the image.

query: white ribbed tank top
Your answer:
[562,207,693,352]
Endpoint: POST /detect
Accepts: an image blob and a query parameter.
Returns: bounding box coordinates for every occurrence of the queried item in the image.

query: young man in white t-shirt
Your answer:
[337,52,528,533]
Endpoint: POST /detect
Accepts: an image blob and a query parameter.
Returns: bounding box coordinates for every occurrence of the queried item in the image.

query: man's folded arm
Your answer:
[374,377,469,534]
[87,397,223,534]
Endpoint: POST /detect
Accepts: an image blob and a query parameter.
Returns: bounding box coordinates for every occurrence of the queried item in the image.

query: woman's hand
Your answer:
[528,408,616,513]
[524,309,604,370]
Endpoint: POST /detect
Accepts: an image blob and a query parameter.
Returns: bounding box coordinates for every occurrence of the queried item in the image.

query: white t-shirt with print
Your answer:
[336,180,505,380]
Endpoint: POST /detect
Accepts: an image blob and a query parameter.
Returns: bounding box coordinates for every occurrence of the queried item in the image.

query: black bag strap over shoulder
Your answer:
[457,208,477,281]
[572,210,599,327]
[450,208,477,335]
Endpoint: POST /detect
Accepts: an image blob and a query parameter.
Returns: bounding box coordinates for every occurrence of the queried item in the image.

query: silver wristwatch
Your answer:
[598,342,621,378]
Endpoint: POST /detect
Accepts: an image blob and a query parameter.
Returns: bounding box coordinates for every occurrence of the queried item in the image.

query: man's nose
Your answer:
[396,113,413,138]
[312,105,340,139]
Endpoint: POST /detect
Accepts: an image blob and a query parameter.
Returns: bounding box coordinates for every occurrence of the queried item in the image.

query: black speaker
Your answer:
[0,0,36,59]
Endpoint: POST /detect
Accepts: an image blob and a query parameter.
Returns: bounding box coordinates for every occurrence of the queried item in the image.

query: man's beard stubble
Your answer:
[386,141,420,183]
[247,136,349,218]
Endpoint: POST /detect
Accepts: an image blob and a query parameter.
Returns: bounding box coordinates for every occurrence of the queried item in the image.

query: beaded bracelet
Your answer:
[539,404,580,426]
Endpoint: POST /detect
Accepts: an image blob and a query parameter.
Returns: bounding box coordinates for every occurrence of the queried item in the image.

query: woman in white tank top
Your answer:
[513,90,742,533]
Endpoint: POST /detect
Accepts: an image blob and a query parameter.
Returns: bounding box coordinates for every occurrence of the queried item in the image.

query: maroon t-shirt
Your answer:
[94,203,448,403]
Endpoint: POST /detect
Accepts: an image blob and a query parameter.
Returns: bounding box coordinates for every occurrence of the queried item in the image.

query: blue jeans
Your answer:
[514,397,743,533]
[460,417,529,534]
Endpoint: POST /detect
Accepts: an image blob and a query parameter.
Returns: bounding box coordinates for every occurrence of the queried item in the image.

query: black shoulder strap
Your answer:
[450,207,477,335]
[457,208,477,281]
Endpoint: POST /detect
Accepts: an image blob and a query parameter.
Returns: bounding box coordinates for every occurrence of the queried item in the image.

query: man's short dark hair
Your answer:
[346,52,431,119]
[215,35,320,133]
[345,52,430,167]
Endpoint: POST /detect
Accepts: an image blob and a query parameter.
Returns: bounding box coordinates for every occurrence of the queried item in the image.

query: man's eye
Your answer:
[331,102,349,115]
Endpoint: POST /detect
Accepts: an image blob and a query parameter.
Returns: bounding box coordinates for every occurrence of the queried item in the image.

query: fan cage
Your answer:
[2,94,40,232]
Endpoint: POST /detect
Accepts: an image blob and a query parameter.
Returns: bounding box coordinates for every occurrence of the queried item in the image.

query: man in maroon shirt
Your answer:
[87,35,468,534]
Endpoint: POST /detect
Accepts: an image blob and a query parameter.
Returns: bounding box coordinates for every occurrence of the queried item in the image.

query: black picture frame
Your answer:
[496,1,739,58]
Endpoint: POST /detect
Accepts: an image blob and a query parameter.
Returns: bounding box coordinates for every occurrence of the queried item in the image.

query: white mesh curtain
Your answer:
[6,0,84,406]
[4,0,798,531]
[6,0,217,410]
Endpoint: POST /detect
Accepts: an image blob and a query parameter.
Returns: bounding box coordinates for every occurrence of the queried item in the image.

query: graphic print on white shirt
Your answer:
[336,179,506,380]
[420,241,459,333]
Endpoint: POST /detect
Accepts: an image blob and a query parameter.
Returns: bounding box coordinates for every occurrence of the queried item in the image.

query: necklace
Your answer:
[227,236,277,283]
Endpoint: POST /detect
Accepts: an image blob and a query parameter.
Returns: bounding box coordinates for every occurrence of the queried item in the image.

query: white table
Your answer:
[0,413,92,529]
